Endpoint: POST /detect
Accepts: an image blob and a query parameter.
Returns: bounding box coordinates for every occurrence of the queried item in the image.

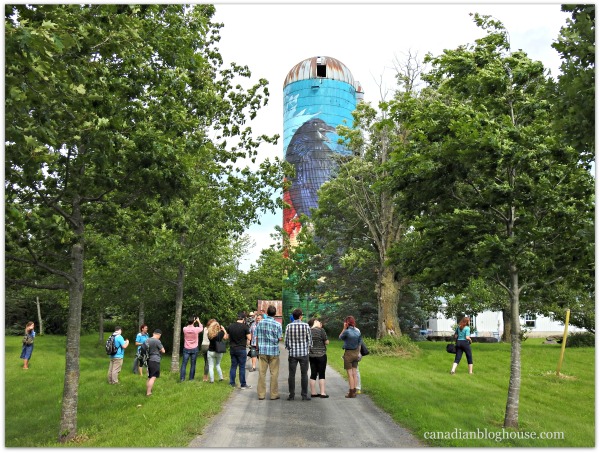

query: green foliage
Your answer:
[565,332,595,348]
[328,340,594,447]
[364,335,420,357]
[234,231,286,309]
[552,4,595,165]
[5,4,283,440]
[5,334,234,447]
[390,12,594,317]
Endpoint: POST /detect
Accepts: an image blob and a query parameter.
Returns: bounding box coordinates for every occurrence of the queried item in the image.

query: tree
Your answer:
[389,14,594,428]
[235,233,286,309]
[552,4,595,165]
[304,100,412,339]
[5,4,281,441]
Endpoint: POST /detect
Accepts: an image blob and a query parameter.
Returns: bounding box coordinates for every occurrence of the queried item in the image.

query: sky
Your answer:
[211,2,570,271]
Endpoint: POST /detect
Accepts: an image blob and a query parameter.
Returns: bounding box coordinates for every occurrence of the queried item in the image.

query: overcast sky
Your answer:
[211,2,570,271]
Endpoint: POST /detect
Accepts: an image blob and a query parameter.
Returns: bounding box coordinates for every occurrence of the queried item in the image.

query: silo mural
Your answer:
[282,56,363,320]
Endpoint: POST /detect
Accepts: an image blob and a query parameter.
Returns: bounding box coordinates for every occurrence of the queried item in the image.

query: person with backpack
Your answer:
[107,326,130,384]
[133,324,149,376]
[20,321,36,370]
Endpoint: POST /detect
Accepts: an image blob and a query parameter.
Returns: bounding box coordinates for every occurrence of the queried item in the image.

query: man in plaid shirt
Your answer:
[255,305,283,400]
[284,308,313,400]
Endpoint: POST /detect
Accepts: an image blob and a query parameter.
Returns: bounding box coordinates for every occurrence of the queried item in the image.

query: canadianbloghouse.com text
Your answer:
[423,428,565,443]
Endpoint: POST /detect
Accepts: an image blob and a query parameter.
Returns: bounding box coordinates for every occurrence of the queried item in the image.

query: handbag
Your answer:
[360,339,369,356]
[22,335,33,346]
[446,327,458,353]
[215,340,226,353]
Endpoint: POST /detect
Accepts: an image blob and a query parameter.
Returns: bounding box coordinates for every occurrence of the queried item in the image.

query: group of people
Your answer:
[107,325,165,396]
[253,306,363,401]
[20,311,473,401]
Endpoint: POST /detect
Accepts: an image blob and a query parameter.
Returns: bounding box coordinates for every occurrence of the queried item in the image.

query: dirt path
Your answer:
[188,344,425,448]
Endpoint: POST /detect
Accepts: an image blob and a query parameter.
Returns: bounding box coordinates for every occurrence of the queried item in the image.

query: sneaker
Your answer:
[240,385,252,390]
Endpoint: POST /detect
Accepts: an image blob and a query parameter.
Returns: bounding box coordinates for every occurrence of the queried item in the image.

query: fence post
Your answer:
[556,309,571,376]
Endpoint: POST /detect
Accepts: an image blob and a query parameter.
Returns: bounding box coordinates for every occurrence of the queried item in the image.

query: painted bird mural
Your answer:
[285,118,338,218]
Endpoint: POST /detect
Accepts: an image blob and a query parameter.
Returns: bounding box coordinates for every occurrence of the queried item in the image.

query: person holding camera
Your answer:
[180,316,204,382]
[339,316,361,398]
[207,321,229,383]
[20,321,36,370]
[248,314,262,372]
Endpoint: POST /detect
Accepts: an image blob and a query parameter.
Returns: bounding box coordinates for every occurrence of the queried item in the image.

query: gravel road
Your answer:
[188,344,425,448]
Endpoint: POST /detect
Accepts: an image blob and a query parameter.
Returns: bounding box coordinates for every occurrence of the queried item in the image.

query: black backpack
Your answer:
[137,340,150,366]
[105,334,118,355]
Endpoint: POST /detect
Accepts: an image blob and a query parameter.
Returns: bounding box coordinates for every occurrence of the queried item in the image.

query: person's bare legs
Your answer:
[310,378,317,395]
[23,359,29,369]
[146,377,156,396]
[319,378,326,395]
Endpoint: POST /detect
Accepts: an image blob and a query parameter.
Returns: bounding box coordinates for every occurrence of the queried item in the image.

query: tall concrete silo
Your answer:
[282,56,364,320]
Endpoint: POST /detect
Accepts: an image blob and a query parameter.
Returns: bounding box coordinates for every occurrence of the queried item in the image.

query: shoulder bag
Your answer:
[360,339,369,356]
[446,327,458,353]
[215,339,227,353]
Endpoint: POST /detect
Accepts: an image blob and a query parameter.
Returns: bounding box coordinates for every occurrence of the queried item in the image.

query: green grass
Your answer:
[6,335,594,447]
[5,334,234,447]
[328,339,595,447]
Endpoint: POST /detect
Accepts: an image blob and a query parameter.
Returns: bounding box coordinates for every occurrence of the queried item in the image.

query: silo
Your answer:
[282,56,363,321]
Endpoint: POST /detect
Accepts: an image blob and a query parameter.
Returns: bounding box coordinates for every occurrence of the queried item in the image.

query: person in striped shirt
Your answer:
[284,308,313,401]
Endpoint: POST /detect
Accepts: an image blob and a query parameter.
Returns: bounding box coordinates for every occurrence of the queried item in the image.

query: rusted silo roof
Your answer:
[284,56,356,87]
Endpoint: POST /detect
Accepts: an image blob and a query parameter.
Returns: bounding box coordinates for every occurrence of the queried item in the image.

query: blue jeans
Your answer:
[180,347,199,381]
[229,348,248,387]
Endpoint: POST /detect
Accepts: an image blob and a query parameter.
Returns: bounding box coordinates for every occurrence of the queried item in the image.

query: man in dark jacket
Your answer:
[228,312,252,389]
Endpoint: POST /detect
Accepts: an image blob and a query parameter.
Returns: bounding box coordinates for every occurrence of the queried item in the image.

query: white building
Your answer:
[426,309,586,339]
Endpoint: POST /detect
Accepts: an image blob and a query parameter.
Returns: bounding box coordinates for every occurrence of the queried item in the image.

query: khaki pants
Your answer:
[257,354,280,399]
[108,358,123,384]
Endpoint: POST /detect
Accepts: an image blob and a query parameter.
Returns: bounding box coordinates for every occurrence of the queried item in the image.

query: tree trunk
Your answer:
[98,312,104,345]
[170,262,185,372]
[501,307,511,342]
[376,264,401,338]
[503,263,521,429]
[36,296,44,336]
[138,299,145,329]
[58,240,84,442]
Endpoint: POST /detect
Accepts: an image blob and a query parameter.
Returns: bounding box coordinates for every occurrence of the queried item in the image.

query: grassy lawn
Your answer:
[5,335,594,447]
[5,334,234,447]
[328,338,595,447]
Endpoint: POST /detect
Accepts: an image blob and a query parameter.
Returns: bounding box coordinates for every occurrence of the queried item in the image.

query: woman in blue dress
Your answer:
[20,321,36,369]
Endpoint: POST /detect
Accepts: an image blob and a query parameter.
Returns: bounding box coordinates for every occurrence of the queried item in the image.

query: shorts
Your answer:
[343,348,360,370]
[148,361,161,379]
